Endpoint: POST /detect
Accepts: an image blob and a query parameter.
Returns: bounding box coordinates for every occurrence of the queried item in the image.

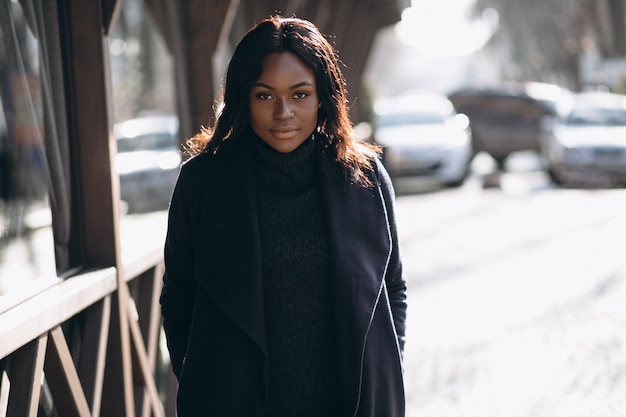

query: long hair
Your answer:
[186,15,379,186]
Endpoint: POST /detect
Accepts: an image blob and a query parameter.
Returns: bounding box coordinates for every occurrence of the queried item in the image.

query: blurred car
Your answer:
[114,114,181,213]
[539,91,626,186]
[449,82,571,170]
[373,93,472,187]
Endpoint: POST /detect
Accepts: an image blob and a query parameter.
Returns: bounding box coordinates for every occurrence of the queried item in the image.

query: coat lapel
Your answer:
[195,143,267,355]
[319,153,392,327]
[318,152,393,406]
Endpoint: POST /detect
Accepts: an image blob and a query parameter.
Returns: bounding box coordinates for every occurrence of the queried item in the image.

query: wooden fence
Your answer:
[0,249,175,417]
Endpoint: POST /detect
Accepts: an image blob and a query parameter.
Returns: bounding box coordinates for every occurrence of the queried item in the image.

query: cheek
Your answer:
[249,103,268,124]
[308,105,320,125]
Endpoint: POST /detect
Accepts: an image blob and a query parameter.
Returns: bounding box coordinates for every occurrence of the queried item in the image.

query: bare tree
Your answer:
[472,0,626,90]
[606,0,626,55]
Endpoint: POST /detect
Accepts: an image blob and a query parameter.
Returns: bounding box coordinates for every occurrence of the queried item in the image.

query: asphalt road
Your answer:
[396,155,626,417]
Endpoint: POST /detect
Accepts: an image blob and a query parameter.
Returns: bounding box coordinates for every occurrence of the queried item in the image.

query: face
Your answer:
[249,52,319,153]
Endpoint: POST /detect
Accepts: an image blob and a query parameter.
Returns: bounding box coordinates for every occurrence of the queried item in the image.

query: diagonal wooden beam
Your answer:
[44,327,92,417]
[127,301,165,417]
[78,296,111,417]
[135,265,164,358]
[6,335,47,417]
[102,0,123,35]
[132,265,165,417]
[101,287,135,417]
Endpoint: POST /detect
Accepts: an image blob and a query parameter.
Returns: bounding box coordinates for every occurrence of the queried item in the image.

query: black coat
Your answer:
[160,139,407,416]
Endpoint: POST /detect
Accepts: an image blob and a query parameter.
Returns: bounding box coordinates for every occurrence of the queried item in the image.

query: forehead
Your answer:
[255,52,315,85]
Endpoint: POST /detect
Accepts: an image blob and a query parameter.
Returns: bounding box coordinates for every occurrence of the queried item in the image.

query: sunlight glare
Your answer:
[396,0,497,59]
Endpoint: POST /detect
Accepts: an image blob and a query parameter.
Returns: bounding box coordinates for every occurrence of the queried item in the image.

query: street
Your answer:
[397,153,626,417]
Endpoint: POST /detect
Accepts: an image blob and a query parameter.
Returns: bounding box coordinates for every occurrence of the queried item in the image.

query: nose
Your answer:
[274,98,294,119]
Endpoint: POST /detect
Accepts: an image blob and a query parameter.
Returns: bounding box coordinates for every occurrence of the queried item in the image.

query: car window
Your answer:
[376,110,447,127]
[566,107,626,126]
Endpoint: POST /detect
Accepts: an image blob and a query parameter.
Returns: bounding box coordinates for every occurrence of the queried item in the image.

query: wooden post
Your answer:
[64,0,131,416]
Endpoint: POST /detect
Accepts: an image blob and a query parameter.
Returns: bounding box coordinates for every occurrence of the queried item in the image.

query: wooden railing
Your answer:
[0,249,174,417]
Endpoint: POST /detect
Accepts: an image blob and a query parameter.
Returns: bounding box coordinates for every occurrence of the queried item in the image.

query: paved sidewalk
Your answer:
[403,262,626,417]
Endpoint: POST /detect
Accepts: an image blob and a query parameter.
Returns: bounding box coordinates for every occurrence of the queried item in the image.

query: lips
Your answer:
[270,127,298,139]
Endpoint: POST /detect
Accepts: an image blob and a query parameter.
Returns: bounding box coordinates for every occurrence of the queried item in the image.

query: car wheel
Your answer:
[445,164,471,188]
[446,178,466,188]
[547,166,563,186]
[494,155,508,172]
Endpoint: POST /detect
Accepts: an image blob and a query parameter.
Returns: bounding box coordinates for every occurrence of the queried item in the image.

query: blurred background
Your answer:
[2,0,626,416]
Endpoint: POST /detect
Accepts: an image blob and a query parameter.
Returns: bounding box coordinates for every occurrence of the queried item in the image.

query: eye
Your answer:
[293,92,310,100]
[255,92,273,100]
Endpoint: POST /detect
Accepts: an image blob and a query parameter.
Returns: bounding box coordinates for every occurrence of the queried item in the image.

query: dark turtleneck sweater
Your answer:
[254,136,341,417]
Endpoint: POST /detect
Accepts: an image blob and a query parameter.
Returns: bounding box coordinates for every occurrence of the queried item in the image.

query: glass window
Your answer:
[108,0,177,262]
[0,0,58,309]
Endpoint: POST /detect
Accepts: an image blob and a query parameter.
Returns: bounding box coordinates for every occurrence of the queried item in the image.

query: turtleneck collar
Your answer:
[253,134,317,187]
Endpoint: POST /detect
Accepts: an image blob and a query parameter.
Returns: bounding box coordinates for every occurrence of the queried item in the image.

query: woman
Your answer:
[160,15,407,417]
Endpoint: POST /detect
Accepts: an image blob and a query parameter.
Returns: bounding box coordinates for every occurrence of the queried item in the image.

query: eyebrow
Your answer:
[251,81,314,90]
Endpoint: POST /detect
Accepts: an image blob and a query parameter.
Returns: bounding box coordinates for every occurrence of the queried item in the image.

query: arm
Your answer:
[160,162,199,379]
[377,159,407,353]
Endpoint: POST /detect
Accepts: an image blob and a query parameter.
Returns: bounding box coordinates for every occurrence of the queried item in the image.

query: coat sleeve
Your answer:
[160,161,200,379]
[376,159,407,354]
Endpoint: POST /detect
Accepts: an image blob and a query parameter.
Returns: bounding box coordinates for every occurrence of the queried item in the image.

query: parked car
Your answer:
[114,114,181,213]
[373,93,472,187]
[539,91,626,186]
[449,82,571,170]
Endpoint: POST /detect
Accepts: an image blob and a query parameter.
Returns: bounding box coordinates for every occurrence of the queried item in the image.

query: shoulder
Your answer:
[176,152,216,189]
[176,140,254,197]
[353,142,392,189]
[174,152,227,202]
[180,151,211,171]
[372,154,391,184]
[359,147,395,203]
[180,141,249,177]
[179,151,216,175]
